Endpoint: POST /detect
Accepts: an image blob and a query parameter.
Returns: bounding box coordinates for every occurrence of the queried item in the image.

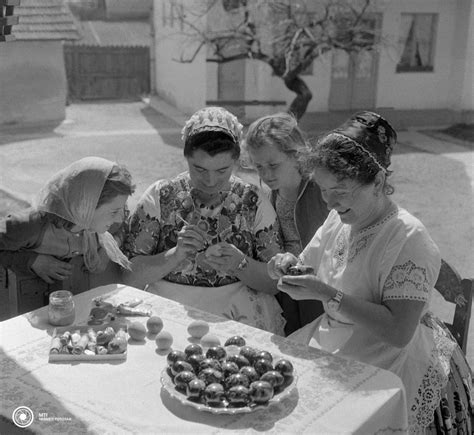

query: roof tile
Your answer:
[13,0,80,40]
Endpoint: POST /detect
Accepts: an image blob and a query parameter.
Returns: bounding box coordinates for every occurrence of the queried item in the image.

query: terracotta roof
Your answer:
[14,0,80,41]
[72,20,151,47]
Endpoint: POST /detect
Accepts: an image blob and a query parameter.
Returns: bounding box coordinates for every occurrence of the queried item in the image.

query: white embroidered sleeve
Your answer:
[382,225,441,302]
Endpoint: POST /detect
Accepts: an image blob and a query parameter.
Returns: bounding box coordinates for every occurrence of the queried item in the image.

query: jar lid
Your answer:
[49,290,73,300]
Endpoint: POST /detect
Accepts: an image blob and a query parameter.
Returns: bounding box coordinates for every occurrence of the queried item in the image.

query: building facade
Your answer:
[0,0,79,129]
[152,0,473,126]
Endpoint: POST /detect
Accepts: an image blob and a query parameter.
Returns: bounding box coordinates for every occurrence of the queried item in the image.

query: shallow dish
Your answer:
[48,323,128,363]
[160,366,297,414]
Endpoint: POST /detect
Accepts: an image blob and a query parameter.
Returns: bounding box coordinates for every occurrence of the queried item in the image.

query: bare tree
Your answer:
[168,0,379,119]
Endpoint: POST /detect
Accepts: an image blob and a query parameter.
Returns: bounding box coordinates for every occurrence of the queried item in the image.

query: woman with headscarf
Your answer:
[268,111,472,433]
[123,106,285,335]
[0,157,135,312]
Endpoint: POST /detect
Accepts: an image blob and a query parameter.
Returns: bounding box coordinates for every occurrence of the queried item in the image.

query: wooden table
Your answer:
[0,284,408,434]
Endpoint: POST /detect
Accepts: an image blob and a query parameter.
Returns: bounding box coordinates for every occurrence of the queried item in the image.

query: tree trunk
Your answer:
[283,74,312,120]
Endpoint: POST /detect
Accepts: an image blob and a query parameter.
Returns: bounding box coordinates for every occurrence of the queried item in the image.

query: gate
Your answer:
[64,45,150,100]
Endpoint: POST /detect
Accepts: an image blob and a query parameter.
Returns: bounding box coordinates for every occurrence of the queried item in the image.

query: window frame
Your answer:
[396,13,438,73]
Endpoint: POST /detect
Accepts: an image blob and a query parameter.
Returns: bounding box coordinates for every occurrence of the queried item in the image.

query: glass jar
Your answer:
[48,290,76,326]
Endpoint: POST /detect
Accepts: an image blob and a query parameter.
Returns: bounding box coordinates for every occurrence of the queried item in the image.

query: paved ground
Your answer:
[1,98,473,367]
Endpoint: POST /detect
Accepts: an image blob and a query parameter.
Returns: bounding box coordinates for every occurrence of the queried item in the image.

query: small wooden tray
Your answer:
[48,323,128,363]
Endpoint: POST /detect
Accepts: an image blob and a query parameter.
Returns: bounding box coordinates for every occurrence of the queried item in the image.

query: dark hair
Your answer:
[97,164,135,207]
[300,134,395,195]
[183,131,240,160]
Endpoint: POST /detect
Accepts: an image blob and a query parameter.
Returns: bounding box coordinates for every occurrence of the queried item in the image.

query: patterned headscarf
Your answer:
[181,106,243,144]
[35,157,131,272]
[330,111,397,172]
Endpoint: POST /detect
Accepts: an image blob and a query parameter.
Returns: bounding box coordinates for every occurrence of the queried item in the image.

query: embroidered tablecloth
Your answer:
[0,284,408,434]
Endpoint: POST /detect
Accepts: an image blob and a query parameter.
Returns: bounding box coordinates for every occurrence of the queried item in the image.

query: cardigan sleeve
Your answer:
[0,210,47,275]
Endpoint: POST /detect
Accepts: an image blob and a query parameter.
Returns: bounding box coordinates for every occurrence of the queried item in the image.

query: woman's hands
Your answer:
[170,224,207,263]
[268,252,332,302]
[278,274,331,301]
[204,242,245,274]
[267,252,298,279]
[31,254,73,284]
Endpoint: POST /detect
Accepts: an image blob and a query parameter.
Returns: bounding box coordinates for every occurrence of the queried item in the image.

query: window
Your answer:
[397,13,437,72]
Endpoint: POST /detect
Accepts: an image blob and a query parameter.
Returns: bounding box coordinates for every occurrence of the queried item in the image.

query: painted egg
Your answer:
[146,316,164,334]
[200,333,221,348]
[187,320,210,339]
[128,321,147,341]
[155,331,173,350]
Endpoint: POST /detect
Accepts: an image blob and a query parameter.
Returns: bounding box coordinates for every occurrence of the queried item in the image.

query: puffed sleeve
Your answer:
[381,222,441,303]
[252,188,282,262]
[0,210,46,275]
[123,181,164,258]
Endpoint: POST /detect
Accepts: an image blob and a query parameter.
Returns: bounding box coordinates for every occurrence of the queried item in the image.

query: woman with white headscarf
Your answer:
[0,157,135,312]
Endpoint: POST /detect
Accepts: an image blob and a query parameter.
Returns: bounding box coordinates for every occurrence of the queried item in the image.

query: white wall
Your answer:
[153,0,472,116]
[154,0,207,114]
[456,0,474,111]
[0,41,66,128]
[105,0,152,20]
[242,52,333,118]
[376,0,463,110]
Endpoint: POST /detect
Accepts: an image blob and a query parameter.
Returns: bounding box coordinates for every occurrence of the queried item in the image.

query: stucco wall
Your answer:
[243,53,333,118]
[105,0,152,20]
[376,0,467,110]
[154,0,207,114]
[0,41,67,128]
[153,0,472,116]
[457,0,474,111]
[243,0,473,113]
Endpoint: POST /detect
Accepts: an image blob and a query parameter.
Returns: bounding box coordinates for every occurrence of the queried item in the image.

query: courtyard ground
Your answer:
[1,99,472,367]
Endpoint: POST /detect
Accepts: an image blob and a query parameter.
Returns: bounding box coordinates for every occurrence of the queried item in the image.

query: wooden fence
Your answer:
[64,45,150,101]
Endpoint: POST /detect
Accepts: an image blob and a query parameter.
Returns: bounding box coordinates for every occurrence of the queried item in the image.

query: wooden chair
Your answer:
[434,259,473,353]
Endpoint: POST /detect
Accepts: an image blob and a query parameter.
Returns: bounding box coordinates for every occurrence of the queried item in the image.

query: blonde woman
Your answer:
[244,112,328,335]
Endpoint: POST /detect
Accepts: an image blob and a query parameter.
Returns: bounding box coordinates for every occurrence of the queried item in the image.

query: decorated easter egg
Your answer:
[128,321,147,341]
[147,316,164,334]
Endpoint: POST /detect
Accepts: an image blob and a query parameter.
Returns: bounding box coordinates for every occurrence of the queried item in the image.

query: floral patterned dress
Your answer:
[124,172,285,334]
[289,207,472,433]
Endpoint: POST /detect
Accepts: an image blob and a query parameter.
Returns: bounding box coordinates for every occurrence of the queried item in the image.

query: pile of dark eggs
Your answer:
[165,336,295,409]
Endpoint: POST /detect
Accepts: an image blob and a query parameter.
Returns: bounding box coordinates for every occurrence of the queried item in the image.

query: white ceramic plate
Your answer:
[160,366,297,414]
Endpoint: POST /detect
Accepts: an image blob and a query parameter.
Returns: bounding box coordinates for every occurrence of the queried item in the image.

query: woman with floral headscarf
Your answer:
[123,107,285,335]
[268,111,472,433]
[0,157,135,312]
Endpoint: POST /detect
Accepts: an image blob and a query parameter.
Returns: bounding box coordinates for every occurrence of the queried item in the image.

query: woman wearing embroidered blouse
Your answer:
[0,157,135,311]
[123,106,285,335]
[244,112,328,335]
[268,111,472,433]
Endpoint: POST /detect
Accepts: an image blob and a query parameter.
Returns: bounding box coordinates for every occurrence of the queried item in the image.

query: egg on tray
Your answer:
[163,337,295,410]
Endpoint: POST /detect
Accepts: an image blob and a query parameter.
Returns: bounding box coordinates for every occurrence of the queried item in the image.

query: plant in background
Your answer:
[167,0,380,120]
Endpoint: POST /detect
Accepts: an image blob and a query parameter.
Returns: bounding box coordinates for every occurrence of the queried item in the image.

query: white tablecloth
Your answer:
[0,284,408,434]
